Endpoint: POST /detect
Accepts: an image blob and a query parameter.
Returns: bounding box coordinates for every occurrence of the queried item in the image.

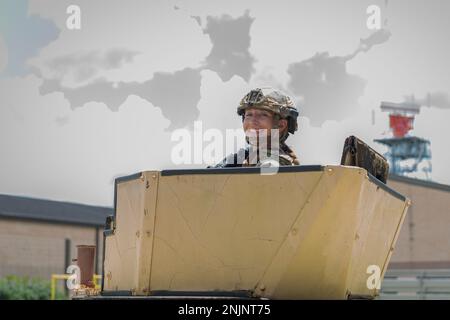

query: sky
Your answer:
[0,0,449,206]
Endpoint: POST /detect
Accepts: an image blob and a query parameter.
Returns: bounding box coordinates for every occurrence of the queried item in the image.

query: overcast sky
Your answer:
[0,0,449,206]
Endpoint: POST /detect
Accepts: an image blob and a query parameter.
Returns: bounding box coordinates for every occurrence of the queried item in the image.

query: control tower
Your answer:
[374,101,432,179]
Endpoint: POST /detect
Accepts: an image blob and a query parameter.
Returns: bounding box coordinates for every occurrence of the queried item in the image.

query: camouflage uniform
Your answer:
[211,87,300,168]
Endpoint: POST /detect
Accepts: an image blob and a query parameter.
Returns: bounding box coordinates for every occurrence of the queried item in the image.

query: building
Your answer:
[0,194,112,279]
[387,174,450,268]
[381,175,450,299]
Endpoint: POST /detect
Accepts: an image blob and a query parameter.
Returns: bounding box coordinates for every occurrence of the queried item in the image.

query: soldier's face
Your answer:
[243,108,274,133]
[243,108,287,137]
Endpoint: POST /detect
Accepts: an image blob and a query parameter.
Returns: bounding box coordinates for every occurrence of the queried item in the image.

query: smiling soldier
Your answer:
[211,87,300,168]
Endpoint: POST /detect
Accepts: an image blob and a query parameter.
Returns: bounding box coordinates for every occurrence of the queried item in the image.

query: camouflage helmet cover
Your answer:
[237,87,299,134]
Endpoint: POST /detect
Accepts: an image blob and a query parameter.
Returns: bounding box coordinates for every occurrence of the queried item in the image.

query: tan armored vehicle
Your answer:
[74,137,409,300]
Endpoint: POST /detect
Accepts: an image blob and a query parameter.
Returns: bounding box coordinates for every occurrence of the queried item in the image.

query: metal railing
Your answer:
[50,274,101,300]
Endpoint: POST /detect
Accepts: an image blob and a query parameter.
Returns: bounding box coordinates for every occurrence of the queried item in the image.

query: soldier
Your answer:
[212,87,300,168]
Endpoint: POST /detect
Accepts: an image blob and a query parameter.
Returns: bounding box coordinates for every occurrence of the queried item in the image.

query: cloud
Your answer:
[44,48,140,83]
[354,29,392,56]
[416,92,450,110]
[39,77,137,111]
[0,75,172,206]
[24,0,209,130]
[287,29,391,126]
[28,0,211,85]
[387,91,450,113]
[134,68,203,129]
[287,52,367,125]
[201,10,256,82]
[0,0,60,76]
[39,67,203,129]
[191,15,202,27]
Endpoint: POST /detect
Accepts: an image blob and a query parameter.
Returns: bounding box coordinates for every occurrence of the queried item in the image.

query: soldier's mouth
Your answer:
[247,127,266,132]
